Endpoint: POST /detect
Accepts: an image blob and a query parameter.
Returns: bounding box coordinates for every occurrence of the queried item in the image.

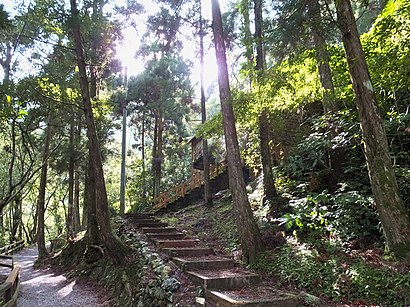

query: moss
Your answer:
[389,242,410,260]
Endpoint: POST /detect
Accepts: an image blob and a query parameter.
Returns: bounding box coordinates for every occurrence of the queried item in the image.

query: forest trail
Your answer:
[10,246,104,307]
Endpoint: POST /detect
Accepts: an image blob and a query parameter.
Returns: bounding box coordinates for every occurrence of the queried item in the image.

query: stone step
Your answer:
[205,287,301,307]
[140,227,177,234]
[147,233,186,240]
[127,217,156,221]
[133,221,168,228]
[162,247,214,257]
[173,256,235,272]
[126,213,155,219]
[156,239,200,248]
[195,297,205,306]
[186,268,261,291]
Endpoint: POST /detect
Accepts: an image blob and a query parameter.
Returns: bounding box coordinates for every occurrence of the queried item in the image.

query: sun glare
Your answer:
[115,0,226,90]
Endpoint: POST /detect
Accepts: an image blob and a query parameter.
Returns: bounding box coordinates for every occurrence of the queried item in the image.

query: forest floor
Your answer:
[157,191,410,306]
[7,245,107,307]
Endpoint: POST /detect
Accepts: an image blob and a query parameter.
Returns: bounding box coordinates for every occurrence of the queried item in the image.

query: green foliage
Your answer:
[362,0,410,113]
[127,157,152,213]
[276,111,386,242]
[252,245,410,305]
[282,132,331,179]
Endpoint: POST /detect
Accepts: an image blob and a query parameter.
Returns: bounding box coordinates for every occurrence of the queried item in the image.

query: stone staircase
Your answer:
[126,213,301,306]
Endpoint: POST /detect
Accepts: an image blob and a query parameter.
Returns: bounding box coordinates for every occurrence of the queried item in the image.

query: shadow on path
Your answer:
[6,246,105,307]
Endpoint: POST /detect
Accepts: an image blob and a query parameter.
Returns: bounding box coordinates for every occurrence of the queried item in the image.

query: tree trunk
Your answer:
[254,0,278,209]
[152,114,158,198]
[259,110,278,207]
[200,2,212,207]
[308,0,338,113]
[70,0,127,264]
[141,111,147,203]
[0,42,12,84]
[73,112,82,231]
[211,0,263,263]
[37,113,53,259]
[254,0,264,71]
[67,115,75,239]
[120,70,128,216]
[335,0,410,259]
[239,0,254,86]
[85,150,100,245]
[152,112,163,198]
[119,100,127,216]
[11,195,22,241]
[30,202,38,243]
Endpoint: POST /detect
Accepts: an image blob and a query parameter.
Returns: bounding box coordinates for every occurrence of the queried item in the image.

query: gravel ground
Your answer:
[8,246,104,307]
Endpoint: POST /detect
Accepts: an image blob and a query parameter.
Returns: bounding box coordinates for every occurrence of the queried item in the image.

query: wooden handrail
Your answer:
[0,265,20,307]
[153,160,228,210]
[0,241,24,256]
[0,241,24,306]
[0,255,13,269]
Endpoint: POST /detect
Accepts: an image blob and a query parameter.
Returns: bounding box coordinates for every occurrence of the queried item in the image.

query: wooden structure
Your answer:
[0,241,24,256]
[189,137,203,167]
[0,240,24,307]
[153,160,227,210]
[188,137,217,171]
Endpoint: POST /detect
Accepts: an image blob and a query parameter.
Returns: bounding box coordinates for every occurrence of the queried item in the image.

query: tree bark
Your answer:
[141,110,147,203]
[200,2,212,207]
[239,0,254,86]
[308,0,338,113]
[85,150,100,245]
[70,0,127,264]
[73,168,81,231]
[254,0,278,209]
[254,0,264,71]
[335,0,410,258]
[67,115,75,238]
[11,194,22,241]
[73,114,81,232]
[0,42,12,84]
[37,113,53,259]
[119,99,127,216]
[152,112,163,198]
[259,110,278,207]
[211,0,263,263]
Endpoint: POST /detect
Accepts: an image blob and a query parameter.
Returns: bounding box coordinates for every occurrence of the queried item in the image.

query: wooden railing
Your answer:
[0,240,24,307]
[0,262,20,307]
[0,241,24,256]
[153,160,227,210]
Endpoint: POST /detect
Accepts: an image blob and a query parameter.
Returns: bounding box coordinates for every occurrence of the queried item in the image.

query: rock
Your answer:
[154,288,167,300]
[151,259,163,269]
[161,265,172,278]
[167,294,174,303]
[298,291,325,306]
[162,277,181,292]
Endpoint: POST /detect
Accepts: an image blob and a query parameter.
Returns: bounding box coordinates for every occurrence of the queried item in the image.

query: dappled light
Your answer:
[0,0,409,305]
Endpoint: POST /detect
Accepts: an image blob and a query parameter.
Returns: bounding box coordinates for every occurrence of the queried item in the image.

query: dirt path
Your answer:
[8,246,104,307]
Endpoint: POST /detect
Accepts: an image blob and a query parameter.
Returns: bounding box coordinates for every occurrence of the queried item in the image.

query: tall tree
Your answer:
[211,0,263,263]
[37,112,53,259]
[69,0,127,264]
[254,0,279,210]
[272,0,338,113]
[199,1,212,207]
[307,0,338,113]
[238,0,254,84]
[335,0,410,258]
[119,70,128,216]
[67,113,75,239]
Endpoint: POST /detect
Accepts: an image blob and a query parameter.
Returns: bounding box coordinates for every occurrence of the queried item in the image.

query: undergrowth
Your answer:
[250,242,410,306]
